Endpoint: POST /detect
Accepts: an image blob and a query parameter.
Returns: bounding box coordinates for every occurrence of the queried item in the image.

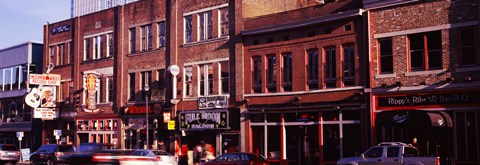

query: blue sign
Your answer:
[20,148,30,162]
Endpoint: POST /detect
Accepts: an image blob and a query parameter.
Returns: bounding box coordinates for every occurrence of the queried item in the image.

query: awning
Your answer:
[0,122,32,132]
[375,110,452,127]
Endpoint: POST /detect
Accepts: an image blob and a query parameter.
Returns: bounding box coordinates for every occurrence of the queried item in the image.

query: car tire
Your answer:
[30,159,36,165]
[47,159,54,165]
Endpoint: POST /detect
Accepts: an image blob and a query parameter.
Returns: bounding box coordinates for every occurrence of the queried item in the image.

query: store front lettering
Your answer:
[378,92,479,108]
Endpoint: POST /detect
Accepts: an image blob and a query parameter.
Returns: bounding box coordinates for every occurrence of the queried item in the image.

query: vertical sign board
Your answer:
[54,129,62,140]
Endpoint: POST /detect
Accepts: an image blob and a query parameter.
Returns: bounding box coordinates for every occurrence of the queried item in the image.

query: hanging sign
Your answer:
[179,110,228,130]
[29,74,61,86]
[33,108,58,120]
[198,96,228,109]
[83,71,102,113]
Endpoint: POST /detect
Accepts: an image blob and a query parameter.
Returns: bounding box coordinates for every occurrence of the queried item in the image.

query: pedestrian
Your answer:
[412,137,421,155]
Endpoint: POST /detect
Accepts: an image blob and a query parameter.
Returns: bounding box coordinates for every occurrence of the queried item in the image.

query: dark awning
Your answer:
[375,110,452,127]
[0,122,32,132]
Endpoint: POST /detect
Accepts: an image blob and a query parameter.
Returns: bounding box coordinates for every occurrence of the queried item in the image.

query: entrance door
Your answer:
[78,133,89,143]
[286,125,319,165]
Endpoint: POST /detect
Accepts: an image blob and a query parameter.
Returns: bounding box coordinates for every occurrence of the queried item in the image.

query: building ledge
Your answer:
[456,66,480,73]
[404,69,446,76]
[181,36,229,48]
[363,0,420,10]
[375,73,397,79]
[244,86,364,97]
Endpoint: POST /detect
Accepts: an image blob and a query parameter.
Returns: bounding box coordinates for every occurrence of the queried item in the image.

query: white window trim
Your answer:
[106,77,111,103]
[183,3,228,16]
[83,39,88,61]
[106,33,113,57]
[183,66,193,98]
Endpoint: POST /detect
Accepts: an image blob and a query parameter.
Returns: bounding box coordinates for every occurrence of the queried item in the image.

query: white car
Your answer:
[131,149,177,165]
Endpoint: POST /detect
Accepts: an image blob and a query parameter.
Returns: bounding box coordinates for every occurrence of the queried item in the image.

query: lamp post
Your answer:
[144,84,150,149]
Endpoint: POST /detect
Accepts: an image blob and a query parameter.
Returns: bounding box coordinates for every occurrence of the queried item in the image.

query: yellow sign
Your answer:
[168,121,175,130]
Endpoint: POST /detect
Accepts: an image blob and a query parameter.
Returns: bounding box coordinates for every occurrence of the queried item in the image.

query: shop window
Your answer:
[252,57,262,93]
[158,22,166,48]
[342,110,360,120]
[141,24,152,51]
[379,38,393,73]
[323,124,340,160]
[198,11,213,41]
[409,31,442,71]
[11,66,18,90]
[184,16,193,43]
[199,64,214,96]
[266,113,281,123]
[141,71,152,100]
[343,45,355,86]
[219,7,229,37]
[129,28,136,53]
[267,126,281,159]
[128,73,135,101]
[343,124,361,158]
[325,47,336,88]
[220,61,229,94]
[267,55,277,93]
[282,53,292,91]
[184,66,193,97]
[307,49,319,90]
[322,111,339,121]
[459,27,477,66]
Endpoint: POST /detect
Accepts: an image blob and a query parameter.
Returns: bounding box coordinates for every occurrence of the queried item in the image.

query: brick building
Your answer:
[241,1,369,164]
[365,0,480,164]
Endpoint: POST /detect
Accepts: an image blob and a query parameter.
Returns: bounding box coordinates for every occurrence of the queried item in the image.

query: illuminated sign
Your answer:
[198,96,228,109]
[33,108,58,120]
[179,110,228,130]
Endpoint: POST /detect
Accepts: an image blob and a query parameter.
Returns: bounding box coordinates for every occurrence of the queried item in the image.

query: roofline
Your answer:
[241,9,364,36]
[0,40,43,52]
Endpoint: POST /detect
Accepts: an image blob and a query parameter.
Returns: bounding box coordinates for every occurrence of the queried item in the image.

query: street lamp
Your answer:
[144,84,150,149]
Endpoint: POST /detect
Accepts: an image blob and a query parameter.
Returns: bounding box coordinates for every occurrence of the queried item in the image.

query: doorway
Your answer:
[285,125,319,165]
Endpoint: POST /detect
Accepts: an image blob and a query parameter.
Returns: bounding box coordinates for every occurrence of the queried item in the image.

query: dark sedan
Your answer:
[30,144,75,165]
[202,152,269,165]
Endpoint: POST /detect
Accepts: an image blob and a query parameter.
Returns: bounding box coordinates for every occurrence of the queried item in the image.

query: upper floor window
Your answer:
[93,35,103,59]
[84,38,91,61]
[252,57,262,93]
[379,38,393,74]
[58,44,65,65]
[282,53,292,91]
[325,47,336,88]
[107,33,114,57]
[199,64,213,96]
[459,27,477,66]
[198,11,213,41]
[0,65,26,91]
[158,22,166,48]
[141,25,152,51]
[184,16,193,43]
[343,45,355,86]
[184,66,193,97]
[220,61,229,94]
[409,31,442,71]
[107,77,114,102]
[141,71,152,100]
[128,73,135,101]
[49,46,55,65]
[267,55,276,93]
[219,7,229,37]
[129,28,136,53]
[307,49,319,90]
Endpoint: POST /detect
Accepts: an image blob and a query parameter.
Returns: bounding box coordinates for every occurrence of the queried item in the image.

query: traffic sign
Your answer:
[168,120,175,130]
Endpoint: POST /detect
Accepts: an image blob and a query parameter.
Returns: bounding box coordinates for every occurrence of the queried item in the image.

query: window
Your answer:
[0,68,3,91]
[129,28,136,53]
[252,57,262,93]
[96,79,102,103]
[93,36,102,59]
[409,31,442,71]
[267,55,276,92]
[141,25,152,51]
[343,46,355,86]
[49,46,55,64]
[158,22,166,48]
[387,147,400,157]
[459,27,476,66]
[107,77,113,102]
[282,53,292,91]
[198,11,213,41]
[141,71,152,100]
[199,64,213,96]
[107,33,114,57]
[307,49,319,90]
[379,38,393,73]
[59,44,65,65]
[325,47,336,88]
[84,38,91,61]
[219,7,229,37]
[184,66,193,97]
[128,73,135,101]
[69,41,74,64]
[4,67,11,91]
[184,16,193,43]
[364,147,383,158]
[220,61,229,94]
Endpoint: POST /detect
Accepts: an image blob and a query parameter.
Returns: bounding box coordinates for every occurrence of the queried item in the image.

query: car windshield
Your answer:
[58,145,75,152]
[1,145,18,151]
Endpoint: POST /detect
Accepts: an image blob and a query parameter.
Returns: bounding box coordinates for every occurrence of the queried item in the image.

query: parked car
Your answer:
[30,144,75,165]
[130,149,176,165]
[58,143,139,165]
[0,144,20,164]
[202,152,269,165]
[337,142,440,165]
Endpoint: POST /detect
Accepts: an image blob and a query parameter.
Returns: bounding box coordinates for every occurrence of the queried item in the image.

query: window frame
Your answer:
[220,61,229,95]
[266,55,277,93]
[458,27,477,67]
[282,53,292,91]
[184,66,193,97]
[219,7,229,37]
[184,16,193,43]
[307,49,319,90]
[342,45,355,87]
[408,31,442,71]
[378,38,393,74]
[252,57,262,93]
[158,22,166,48]
[141,25,152,51]
[129,28,136,53]
[107,33,114,57]
[324,47,337,88]
[128,73,135,101]
[198,11,213,41]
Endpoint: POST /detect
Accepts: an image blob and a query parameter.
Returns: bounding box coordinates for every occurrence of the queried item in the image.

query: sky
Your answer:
[0,1,71,49]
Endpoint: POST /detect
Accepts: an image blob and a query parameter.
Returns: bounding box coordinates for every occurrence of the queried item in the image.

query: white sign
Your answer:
[168,65,180,76]
[54,129,62,136]
[198,96,228,109]
[29,74,61,86]
[16,132,24,138]
[33,108,58,120]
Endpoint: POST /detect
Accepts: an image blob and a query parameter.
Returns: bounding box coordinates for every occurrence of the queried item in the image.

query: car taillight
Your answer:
[17,152,20,156]
[92,153,112,162]
[54,152,64,157]
[436,157,440,165]
[156,156,162,161]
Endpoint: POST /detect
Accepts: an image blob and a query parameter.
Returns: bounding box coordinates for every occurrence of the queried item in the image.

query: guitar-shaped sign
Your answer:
[25,64,54,108]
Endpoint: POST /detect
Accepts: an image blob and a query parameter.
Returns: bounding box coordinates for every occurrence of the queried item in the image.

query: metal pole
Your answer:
[146,85,149,149]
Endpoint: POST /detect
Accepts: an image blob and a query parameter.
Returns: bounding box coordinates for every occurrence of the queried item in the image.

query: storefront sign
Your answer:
[198,96,228,109]
[179,110,228,130]
[29,74,61,86]
[51,25,70,34]
[377,92,480,108]
[33,108,58,120]
[168,121,175,130]
[125,105,152,115]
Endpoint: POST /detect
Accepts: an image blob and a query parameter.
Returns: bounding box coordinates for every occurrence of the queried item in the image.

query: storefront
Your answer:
[248,107,362,165]
[373,90,480,165]
[178,107,240,163]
